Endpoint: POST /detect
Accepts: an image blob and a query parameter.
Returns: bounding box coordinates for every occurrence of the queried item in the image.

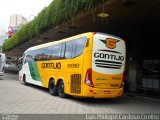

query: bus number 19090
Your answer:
[67,64,80,68]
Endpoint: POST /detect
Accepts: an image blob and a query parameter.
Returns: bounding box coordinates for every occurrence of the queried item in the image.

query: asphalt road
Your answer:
[0,73,160,120]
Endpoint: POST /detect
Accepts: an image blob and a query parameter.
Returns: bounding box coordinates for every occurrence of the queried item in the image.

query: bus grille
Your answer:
[70,74,81,94]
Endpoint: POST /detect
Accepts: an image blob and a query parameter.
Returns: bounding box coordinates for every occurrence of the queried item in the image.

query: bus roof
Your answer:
[24,32,124,53]
[25,32,93,53]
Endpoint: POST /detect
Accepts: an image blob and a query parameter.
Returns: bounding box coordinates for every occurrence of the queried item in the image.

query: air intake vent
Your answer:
[95,60,122,69]
[70,74,81,94]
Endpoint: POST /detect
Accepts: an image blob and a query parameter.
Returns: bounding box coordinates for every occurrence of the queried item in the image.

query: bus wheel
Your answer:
[49,80,57,96]
[23,75,28,85]
[58,80,67,98]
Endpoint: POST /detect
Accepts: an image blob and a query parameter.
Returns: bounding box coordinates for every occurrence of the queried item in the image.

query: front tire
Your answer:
[23,74,28,85]
[49,79,57,96]
[57,80,67,98]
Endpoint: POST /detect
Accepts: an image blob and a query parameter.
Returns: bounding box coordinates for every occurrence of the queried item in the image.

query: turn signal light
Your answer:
[85,68,94,87]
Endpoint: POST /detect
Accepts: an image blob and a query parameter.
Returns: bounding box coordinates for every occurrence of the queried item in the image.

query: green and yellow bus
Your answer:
[19,32,126,98]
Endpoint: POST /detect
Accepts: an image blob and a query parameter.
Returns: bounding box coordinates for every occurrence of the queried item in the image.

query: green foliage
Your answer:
[2,0,102,52]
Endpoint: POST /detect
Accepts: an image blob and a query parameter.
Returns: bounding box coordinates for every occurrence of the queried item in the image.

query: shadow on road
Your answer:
[20,82,49,93]
[20,82,128,105]
[69,96,126,105]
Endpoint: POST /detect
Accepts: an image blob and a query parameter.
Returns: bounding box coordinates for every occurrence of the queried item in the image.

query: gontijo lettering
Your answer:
[41,62,61,69]
[94,52,124,61]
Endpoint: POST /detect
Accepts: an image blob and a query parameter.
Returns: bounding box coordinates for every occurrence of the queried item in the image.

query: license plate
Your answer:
[104,91,111,94]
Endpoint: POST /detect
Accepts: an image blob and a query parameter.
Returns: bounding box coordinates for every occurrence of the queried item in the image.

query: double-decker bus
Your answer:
[0,53,6,76]
[19,32,126,98]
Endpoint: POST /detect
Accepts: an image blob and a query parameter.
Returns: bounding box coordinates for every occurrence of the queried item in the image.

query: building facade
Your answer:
[8,14,27,37]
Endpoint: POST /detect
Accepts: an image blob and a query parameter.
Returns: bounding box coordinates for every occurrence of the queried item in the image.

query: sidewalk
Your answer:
[125,91,160,101]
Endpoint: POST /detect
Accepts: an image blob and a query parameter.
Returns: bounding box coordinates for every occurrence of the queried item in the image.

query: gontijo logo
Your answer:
[100,38,119,49]
[95,38,124,69]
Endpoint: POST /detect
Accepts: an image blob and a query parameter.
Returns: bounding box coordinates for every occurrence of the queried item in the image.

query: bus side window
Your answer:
[45,46,53,60]
[24,52,34,63]
[52,43,62,60]
[39,48,45,61]
[60,43,65,59]
[75,37,86,57]
[65,41,74,59]
[41,48,46,61]
[34,50,40,61]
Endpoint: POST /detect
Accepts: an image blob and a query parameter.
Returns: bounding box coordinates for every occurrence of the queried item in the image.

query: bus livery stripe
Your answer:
[95,60,122,64]
[95,62,122,67]
[96,65,121,69]
[28,62,42,81]
[98,49,122,54]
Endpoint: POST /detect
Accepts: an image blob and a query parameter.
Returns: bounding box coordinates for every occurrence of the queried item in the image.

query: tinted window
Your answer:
[44,46,53,60]
[24,51,34,63]
[34,48,45,61]
[65,40,76,59]
[60,43,65,59]
[75,37,86,57]
[23,37,86,62]
[34,49,40,61]
[33,43,63,61]
[52,43,62,60]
